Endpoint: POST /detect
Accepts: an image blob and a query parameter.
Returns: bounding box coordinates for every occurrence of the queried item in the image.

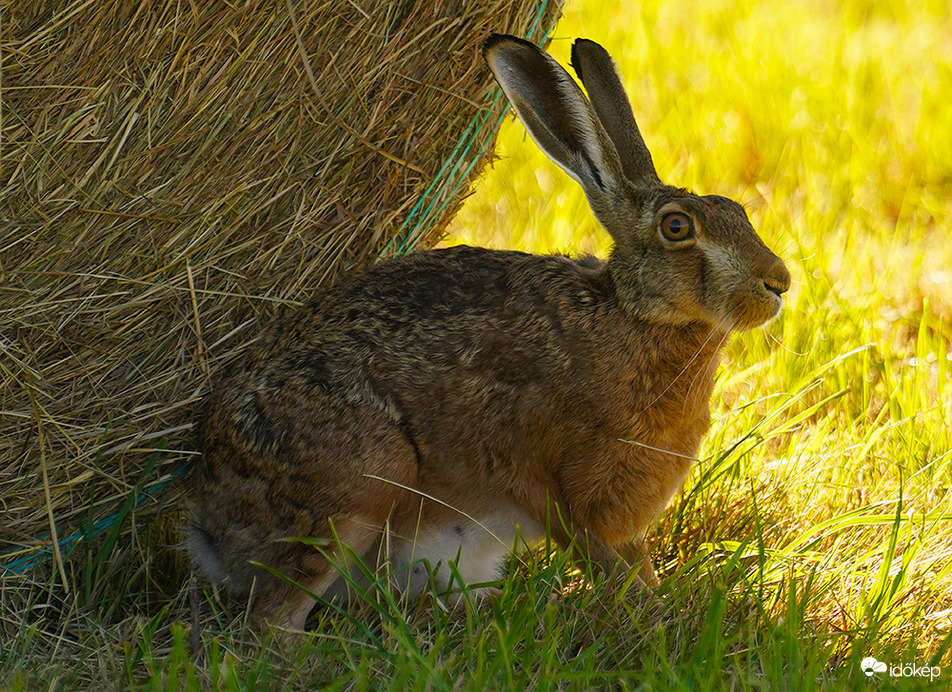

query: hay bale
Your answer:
[0,0,563,575]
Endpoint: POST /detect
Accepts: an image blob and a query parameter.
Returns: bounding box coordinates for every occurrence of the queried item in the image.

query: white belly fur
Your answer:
[392,506,545,598]
[323,506,545,602]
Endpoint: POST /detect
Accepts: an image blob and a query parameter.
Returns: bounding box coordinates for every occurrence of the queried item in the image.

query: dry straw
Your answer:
[0,0,562,580]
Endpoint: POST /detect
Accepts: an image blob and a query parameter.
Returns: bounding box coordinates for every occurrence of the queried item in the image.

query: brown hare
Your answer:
[188,34,791,629]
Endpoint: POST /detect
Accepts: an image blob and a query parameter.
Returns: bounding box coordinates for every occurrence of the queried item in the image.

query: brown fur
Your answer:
[188,35,790,628]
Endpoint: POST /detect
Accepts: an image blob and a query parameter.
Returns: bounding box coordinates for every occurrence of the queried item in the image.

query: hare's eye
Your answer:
[660,212,694,242]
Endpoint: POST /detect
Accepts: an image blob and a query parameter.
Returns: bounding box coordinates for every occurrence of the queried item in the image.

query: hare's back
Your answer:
[263,245,611,371]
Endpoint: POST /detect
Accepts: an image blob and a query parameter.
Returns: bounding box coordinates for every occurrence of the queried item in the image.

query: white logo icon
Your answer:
[861,657,887,677]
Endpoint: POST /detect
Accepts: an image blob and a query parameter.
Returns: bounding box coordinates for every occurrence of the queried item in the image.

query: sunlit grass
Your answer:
[448,0,952,682]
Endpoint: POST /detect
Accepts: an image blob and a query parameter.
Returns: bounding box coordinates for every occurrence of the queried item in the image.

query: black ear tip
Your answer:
[483,32,507,54]
[570,39,612,81]
[572,38,609,59]
[569,40,583,78]
[482,33,540,58]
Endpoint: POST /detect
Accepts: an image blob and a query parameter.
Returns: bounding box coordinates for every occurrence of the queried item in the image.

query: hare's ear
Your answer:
[483,34,624,197]
[570,39,661,186]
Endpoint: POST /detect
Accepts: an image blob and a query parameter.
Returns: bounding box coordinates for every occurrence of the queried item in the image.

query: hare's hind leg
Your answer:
[248,405,421,629]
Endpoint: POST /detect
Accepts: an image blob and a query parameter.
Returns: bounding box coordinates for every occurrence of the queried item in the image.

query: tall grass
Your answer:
[2,0,950,689]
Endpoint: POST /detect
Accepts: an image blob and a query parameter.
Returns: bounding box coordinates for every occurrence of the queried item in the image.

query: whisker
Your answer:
[634,325,723,417]
[684,325,732,407]
[765,328,808,356]
[363,474,528,566]
[618,437,699,463]
[636,329,715,416]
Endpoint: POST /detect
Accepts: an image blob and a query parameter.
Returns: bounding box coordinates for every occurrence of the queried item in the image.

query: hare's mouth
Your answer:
[761,276,788,321]
[721,285,785,331]
[763,284,785,316]
[764,277,787,301]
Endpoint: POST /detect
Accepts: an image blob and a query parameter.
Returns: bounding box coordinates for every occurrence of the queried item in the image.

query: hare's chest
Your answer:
[616,354,717,439]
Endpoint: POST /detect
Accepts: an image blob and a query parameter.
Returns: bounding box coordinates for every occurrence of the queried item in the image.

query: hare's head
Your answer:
[484,35,790,332]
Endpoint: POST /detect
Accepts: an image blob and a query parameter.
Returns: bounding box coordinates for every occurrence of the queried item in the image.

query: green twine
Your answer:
[385,0,564,256]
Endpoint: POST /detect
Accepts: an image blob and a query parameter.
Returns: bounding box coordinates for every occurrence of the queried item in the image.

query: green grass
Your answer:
[3,0,951,689]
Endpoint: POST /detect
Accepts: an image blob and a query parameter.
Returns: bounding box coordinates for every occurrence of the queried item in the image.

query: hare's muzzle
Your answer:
[719,246,792,332]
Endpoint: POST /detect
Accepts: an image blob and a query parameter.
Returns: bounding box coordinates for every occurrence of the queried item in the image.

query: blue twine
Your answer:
[0,0,563,577]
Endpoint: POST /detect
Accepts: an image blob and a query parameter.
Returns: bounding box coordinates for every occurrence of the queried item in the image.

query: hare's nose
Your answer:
[763,260,791,298]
